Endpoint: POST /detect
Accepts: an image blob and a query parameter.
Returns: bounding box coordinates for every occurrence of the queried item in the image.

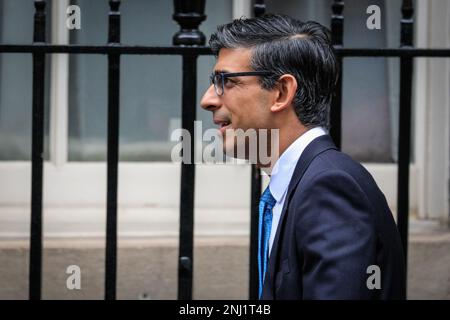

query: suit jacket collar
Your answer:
[263,134,337,299]
[269,126,327,203]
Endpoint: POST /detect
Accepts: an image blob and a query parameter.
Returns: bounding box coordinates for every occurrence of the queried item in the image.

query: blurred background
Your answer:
[0,0,449,299]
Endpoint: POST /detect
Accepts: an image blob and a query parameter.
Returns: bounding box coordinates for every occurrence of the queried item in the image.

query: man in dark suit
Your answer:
[200,14,406,300]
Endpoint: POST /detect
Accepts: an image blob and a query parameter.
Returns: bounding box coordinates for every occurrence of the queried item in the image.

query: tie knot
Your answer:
[261,186,276,209]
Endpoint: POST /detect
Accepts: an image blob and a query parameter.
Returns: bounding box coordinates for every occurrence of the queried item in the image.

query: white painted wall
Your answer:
[414,0,450,222]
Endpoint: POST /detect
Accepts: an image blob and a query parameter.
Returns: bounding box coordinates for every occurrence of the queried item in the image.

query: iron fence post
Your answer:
[29,0,47,301]
[105,0,121,301]
[173,0,206,300]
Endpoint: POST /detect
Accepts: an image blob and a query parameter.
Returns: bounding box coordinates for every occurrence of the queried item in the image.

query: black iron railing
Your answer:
[0,0,449,300]
[104,0,121,301]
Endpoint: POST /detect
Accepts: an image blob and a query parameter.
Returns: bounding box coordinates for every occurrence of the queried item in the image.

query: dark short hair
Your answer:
[209,14,338,129]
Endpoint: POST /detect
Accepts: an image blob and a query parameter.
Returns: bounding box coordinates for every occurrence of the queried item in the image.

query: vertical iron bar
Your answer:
[178,54,197,300]
[330,0,344,149]
[173,0,206,300]
[29,0,46,300]
[248,0,266,300]
[397,0,414,292]
[105,0,121,300]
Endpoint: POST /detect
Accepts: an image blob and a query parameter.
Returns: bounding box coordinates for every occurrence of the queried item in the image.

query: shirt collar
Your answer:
[269,126,327,202]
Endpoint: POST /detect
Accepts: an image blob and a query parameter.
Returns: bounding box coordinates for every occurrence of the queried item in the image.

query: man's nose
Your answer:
[200,85,221,112]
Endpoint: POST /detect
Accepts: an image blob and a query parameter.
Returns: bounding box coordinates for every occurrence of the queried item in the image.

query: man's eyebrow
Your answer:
[213,69,231,74]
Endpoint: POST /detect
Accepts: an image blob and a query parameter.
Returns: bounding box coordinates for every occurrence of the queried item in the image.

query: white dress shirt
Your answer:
[268,126,327,255]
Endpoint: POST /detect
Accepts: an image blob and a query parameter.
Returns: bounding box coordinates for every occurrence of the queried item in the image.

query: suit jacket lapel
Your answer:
[264,134,337,297]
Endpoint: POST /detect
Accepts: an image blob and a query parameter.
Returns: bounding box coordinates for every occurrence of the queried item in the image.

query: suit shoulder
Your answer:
[293,149,392,229]
[301,148,380,194]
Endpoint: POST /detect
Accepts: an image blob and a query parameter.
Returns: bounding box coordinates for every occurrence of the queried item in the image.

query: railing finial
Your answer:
[331,0,344,47]
[173,0,206,46]
[109,0,120,11]
[253,0,266,18]
[33,0,46,43]
[108,0,121,44]
[400,0,414,47]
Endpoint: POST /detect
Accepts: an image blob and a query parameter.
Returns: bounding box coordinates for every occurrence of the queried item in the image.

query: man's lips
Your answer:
[213,118,232,134]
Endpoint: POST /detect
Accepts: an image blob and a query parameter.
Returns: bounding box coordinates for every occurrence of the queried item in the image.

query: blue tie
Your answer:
[258,186,276,299]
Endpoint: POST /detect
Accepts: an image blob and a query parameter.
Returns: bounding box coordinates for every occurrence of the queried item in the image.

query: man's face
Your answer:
[200,48,274,158]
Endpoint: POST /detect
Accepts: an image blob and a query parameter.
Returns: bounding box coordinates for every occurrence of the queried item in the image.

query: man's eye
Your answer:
[223,78,236,87]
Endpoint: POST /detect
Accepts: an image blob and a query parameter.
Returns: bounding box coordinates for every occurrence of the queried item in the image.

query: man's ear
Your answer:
[270,74,298,113]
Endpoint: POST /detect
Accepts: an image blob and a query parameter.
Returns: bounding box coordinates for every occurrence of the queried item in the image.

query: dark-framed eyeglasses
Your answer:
[209,71,273,96]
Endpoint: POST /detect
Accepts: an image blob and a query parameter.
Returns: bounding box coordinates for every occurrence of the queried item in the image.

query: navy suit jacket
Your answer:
[261,135,406,300]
